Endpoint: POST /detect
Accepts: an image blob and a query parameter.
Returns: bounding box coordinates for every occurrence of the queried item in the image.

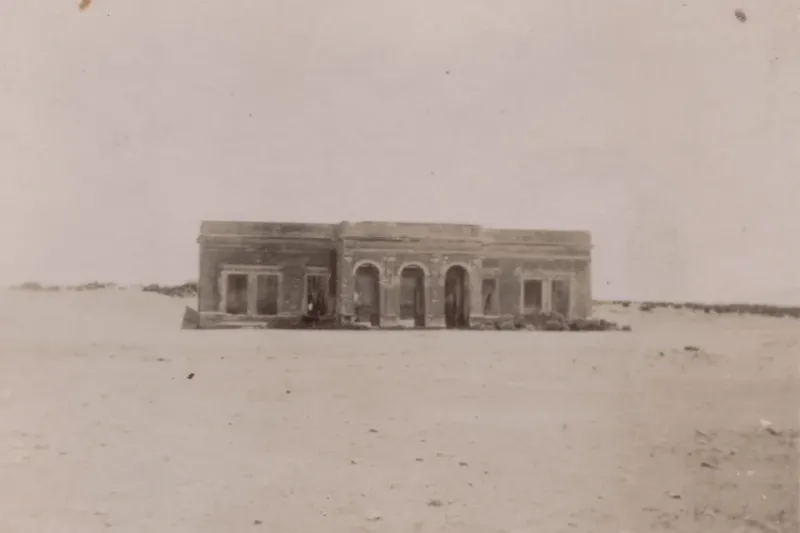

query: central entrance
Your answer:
[399,265,426,327]
[444,265,470,329]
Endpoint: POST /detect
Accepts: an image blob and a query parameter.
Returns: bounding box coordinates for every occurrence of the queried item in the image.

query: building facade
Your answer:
[196,220,592,329]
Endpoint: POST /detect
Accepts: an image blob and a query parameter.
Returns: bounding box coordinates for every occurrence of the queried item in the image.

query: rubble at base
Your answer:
[474,312,629,332]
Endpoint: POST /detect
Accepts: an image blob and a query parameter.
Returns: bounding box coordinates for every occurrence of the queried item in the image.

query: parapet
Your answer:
[199,221,338,241]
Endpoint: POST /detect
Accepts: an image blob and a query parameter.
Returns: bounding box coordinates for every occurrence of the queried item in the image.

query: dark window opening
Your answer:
[226,273,249,314]
[523,279,543,313]
[256,274,280,316]
[482,278,498,316]
[551,279,571,316]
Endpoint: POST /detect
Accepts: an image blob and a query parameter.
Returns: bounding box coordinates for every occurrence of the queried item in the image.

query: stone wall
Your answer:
[197,220,593,328]
[198,234,335,325]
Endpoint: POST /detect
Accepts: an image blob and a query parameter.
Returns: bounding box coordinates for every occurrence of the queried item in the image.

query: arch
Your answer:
[352,259,384,278]
[397,261,431,276]
[353,262,381,326]
[442,261,472,275]
[399,264,427,327]
[444,264,471,329]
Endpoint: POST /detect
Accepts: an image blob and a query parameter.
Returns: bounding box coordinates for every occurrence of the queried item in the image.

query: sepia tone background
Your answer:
[1,0,798,302]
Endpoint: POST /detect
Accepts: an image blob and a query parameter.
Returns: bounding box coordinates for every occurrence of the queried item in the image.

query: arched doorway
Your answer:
[354,263,381,326]
[444,265,470,329]
[400,265,426,327]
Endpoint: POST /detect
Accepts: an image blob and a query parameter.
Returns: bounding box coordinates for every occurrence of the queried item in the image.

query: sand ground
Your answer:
[0,290,797,533]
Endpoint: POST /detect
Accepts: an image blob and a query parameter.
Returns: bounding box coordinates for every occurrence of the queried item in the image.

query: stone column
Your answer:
[381,256,399,327]
[247,272,257,316]
[468,258,483,328]
[427,256,446,328]
[218,271,228,314]
[338,253,355,321]
[540,278,550,314]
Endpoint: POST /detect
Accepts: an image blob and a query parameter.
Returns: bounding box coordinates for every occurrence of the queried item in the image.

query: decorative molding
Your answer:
[352,259,384,277]
[397,261,431,276]
[221,264,282,273]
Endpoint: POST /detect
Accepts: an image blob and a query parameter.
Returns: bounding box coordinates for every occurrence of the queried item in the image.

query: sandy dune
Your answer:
[0,289,797,532]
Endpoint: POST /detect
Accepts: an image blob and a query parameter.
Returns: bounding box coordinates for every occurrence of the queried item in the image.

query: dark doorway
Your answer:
[444,265,470,328]
[225,273,249,315]
[354,263,381,326]
[305,274,329,318]
[523,279,544,314]
[400,266,426,327]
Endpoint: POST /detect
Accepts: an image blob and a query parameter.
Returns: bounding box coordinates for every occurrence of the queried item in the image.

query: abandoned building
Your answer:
[196,221,592,329]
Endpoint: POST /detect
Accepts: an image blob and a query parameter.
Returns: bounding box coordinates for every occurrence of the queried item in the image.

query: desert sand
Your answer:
[0,289,797,533]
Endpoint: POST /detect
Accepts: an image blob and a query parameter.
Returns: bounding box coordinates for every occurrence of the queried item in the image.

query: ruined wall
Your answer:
[197,220,593,328]
[198,232,335,322]
[338,231,484,327]
[484,256,592,319]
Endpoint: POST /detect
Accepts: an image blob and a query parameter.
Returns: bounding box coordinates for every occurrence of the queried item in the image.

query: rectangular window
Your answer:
[551,279,571,317]
[256,274,280,316]
[305,274,329,316]
[482,278,499,316]
[523,279,543,313]
[225,273,249,315]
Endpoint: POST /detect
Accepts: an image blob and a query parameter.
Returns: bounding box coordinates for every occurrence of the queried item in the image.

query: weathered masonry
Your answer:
[196,221,592,329]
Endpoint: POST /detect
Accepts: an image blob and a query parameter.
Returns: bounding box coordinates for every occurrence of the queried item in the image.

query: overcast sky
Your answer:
[1,0,798,303]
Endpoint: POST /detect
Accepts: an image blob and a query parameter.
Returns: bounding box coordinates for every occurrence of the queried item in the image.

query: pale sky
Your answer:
[1,0,798,303]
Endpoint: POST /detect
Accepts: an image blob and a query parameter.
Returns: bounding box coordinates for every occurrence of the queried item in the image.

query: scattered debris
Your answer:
[156,357,168,362]
[366,512,382,522]
[480,312,629,332]
[735,9,747,22]
[458,461,468,467]
[427,499,444,507]
[684,346,700,352]
[666,491,682,500]
[253,519,262,525]
[187,373,195,380]
[181,306,200,329]
[369,428,378,433]
[700,460,718,469]
[694,429,713,443]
